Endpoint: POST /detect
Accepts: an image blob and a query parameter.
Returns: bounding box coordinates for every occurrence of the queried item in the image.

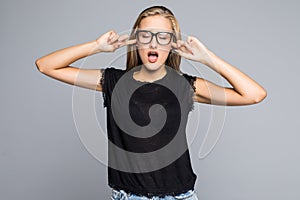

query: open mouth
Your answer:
[147,51,159,63]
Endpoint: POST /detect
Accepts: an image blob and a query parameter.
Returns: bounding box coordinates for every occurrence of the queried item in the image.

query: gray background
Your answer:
[1,0,299,200]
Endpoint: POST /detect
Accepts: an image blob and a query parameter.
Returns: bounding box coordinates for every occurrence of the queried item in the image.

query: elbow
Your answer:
[35,58,46,74]
[242,88,267,105]
[253,88,267,104]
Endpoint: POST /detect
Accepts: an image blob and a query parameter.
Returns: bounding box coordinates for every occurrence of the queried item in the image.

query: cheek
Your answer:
[136,45,148,57]
[159,51,170,60]
[137,48,147,60]
[159,46,172,59]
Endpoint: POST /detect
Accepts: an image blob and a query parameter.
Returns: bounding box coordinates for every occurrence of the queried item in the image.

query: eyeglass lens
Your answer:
[137,31,173,45]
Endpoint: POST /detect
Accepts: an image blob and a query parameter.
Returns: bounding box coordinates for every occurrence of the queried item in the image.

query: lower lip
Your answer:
[148,55,158,63]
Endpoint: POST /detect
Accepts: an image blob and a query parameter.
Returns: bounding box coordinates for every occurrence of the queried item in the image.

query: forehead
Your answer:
[138,15,173,32]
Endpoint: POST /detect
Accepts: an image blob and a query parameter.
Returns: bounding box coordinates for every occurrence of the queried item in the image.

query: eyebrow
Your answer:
[137,29,173,33]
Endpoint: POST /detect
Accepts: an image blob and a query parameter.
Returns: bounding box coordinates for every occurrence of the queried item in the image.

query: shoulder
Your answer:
[100,66,126,90]
[100,67,126,108]
[101,66,126,83]
[102,66,126,77]
[180,71,197,92]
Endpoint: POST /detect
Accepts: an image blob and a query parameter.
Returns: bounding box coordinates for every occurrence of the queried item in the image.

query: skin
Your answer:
[35,15,267,106]
[133,15,173,82]
[173,36,267,105]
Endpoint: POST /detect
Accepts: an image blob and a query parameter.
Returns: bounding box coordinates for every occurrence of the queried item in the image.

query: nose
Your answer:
[149,36,158,49]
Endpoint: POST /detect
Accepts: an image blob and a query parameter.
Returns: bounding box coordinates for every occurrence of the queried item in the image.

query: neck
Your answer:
[134,65,167,82]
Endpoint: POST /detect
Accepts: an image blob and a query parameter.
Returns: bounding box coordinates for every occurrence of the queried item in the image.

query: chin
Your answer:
[138,48,169,72]
[142,60,167,72]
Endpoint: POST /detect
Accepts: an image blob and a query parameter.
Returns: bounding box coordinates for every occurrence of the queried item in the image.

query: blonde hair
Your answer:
[126,6,182,72]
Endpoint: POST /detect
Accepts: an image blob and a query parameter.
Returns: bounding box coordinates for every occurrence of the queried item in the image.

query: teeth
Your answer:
[148,51,158,56]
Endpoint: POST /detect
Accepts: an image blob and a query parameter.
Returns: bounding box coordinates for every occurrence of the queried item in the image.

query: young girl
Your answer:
[36,5,267,200]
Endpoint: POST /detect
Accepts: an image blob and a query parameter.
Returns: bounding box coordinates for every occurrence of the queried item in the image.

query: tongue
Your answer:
[148,55,158,63]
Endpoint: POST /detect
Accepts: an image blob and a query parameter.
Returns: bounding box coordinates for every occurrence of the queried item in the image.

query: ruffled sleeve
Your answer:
[182,73,196,92]
[182,73,197,111]
[99,67,126,108]
[99,68,107,108]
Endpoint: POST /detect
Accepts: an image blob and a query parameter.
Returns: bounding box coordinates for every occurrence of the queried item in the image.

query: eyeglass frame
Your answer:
[135,30,176,45]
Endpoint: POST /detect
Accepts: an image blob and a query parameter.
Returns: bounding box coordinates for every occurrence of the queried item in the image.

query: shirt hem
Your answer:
[108,178,196,198]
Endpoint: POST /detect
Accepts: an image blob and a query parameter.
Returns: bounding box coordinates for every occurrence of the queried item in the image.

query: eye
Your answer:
[140,32,151,38]
[142,35,151,38]
[158,33,170,40]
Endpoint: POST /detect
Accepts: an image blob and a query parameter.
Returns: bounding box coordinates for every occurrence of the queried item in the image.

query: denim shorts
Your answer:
[110,188,199,200]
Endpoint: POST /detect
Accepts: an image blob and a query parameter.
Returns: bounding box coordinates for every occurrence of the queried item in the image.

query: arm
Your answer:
[173,37,267,106]
[35,31,136,91]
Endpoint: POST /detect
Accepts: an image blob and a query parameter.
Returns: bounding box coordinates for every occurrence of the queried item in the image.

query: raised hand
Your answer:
[95,30,136,53]
[172,36,212,65]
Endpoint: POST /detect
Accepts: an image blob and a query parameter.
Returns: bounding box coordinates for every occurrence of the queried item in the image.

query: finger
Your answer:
[118,34,129,42]
[178,43,190,53]
[119,39,137,48]
[183,41,194,55]
[108,31,116,41]
[174,49,192,60]
[113,44,120,50]
[109,33,120,44]
[179,41,192,54]
[175,39,193,54]
[176,40,184,48]
[107,31,120,44]
[187,36,207,50]
[187,36,195,44]
[171,42,178,49]
[125,38,137,45]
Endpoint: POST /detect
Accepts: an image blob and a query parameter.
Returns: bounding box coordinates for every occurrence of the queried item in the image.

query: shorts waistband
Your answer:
[111,188,195,199]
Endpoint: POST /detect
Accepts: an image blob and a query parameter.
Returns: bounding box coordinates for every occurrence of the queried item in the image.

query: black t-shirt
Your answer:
[100,66,197,198]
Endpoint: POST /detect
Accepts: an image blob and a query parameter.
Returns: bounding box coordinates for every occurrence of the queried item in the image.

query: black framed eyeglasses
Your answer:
[136,30,175,45]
